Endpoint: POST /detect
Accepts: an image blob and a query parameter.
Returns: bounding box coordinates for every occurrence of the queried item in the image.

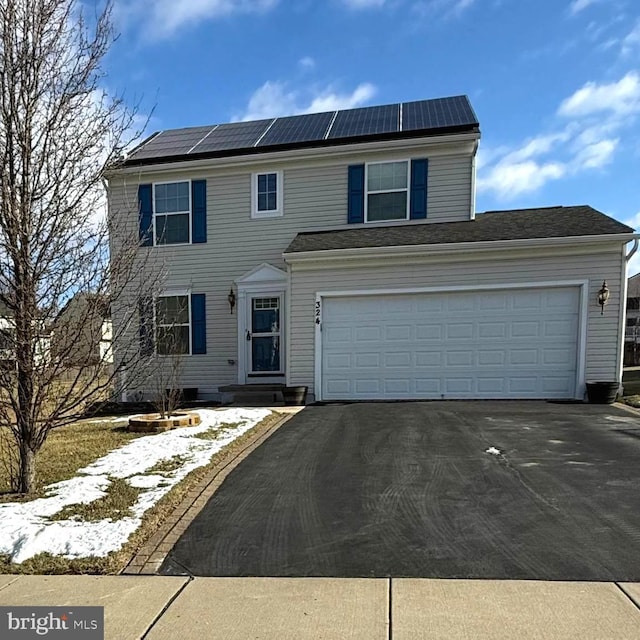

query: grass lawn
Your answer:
[0,418,143,499]
[0,409,281,575]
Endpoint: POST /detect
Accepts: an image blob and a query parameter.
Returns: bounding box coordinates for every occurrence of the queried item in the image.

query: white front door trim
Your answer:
[314,280,589,402]
[235,263,288,384]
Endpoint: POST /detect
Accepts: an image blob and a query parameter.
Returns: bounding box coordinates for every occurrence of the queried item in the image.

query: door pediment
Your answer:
[236,263,287,289]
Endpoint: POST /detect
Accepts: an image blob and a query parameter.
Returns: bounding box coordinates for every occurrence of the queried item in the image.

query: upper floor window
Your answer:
[154,181,191,245]
[365,161,409,222]
[252,171,283,218]
[156,294,191,355]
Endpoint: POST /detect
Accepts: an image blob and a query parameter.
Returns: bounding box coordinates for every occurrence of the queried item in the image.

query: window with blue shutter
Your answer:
[191,293,206,354]
[191,180,207,243]
[138,184,153,246]
[410,159,428,220]
[348,164,365,223]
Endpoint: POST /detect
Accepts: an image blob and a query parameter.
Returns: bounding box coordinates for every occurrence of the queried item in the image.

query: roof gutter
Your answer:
[283,233,640,263]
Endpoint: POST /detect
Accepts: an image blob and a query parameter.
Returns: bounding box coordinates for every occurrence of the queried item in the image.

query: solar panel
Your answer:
[190,120,273,154]
[130,126,215,160]
[327,104,399,139]
[402,96,478,132]
[124,96,479,164]
[258,111,335,147]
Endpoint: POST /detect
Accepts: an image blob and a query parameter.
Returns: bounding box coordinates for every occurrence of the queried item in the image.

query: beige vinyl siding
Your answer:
[105,139,483,398]
[427,155,472,222]
[288,246,625,397]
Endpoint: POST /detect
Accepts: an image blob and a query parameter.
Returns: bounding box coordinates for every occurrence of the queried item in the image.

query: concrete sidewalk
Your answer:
[1,576,640,639]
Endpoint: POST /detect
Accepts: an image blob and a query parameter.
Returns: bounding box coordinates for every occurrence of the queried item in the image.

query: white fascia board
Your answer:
[106,132,481,178]
[283,233,640,263]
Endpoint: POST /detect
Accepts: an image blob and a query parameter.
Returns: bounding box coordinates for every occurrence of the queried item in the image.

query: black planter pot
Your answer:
[282,386,308,406]
[585,381,619,404]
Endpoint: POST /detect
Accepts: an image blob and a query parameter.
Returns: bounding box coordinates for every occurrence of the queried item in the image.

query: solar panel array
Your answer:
[127,95,478,163]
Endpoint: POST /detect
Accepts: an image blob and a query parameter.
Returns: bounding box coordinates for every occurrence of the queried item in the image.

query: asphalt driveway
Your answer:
[160,401,640,580]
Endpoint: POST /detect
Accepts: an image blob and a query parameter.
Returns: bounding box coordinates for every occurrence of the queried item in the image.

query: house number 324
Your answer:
[315,301,321,324]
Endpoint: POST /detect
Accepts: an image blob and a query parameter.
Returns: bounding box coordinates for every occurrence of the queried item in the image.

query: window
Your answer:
[365,161,409,222]
[154,182,190,244]
[252,171,283,218]
[156,295,190,355]
[627,297,640,311]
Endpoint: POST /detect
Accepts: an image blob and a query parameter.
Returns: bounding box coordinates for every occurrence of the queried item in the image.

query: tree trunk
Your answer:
[19,443,36,494]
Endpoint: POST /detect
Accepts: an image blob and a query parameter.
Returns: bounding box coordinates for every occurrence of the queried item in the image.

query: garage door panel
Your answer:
[478,350,506,365]
[326,353,351,369]
[445,378,474,393]
[416,379,441,393]
[415,352,442,366]
[447,323,474,339]
[545,319,577,337]
[321,287,579,400]
[354,353,379,368]
[446,351,474,366]
[385,352,412,367]
[416,324,443,340]
[509,349,539,365]
[386,325,412,340]
[355,326,380,342]
[511,321,541,338]
[479,322,507,339]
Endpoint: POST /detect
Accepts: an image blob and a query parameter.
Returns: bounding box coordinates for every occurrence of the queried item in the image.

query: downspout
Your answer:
[618,239,639,392]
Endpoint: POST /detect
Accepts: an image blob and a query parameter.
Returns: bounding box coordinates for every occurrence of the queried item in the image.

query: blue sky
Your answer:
[105,0,640,270]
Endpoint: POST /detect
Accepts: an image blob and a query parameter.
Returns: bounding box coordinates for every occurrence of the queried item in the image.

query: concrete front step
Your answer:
[219,384,286,406]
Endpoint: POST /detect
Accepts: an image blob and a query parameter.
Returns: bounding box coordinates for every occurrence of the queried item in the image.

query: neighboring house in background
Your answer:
[105,95,637,403]
[0,300,51,367]
[52,293,112,367]
[624,273,640,366]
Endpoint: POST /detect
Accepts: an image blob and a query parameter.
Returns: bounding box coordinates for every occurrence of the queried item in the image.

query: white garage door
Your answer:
[321,287,580,400]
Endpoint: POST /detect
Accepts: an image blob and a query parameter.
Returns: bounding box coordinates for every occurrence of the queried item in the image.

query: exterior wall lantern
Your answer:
[228,287,236,314]
[597,280,610,315]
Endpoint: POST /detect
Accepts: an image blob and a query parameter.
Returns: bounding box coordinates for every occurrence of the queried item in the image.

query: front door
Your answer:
[247,294,284,379]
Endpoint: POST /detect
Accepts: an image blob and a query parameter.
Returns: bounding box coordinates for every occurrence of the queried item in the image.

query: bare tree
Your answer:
[0,0,158,493]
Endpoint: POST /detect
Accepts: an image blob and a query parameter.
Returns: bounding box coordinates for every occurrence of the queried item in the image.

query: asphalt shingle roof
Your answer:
[284,206,634,254]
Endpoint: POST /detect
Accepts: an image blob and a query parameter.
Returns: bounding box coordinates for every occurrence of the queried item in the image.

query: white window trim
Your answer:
[364,159,410,224]
[251,171,283,219]
[155,291,192,356]
[152,180,192,246]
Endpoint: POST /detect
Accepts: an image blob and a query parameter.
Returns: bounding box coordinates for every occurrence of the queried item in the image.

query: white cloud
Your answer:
[116,0,278,39]
[477,160,566,199]
[621,20,640,57]
[411,0,477,19]
[298,56,316,70]
[572,138,618,169]
[478,72,638,201]
[623,211,640,230]
[341,0,387,6]
[557,72,640,117]
[239,81,376,120]
[568,0,597,15]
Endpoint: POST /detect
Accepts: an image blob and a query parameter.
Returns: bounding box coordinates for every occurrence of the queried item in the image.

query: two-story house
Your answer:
[106,95,636,403]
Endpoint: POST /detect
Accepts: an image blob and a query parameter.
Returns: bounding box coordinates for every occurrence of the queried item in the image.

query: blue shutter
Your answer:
[410,159,428,220]
[138,184,153,246]
[191,180,207,244]
[347,164,365,224]
[191,293,206,354]
[139,296,154,356]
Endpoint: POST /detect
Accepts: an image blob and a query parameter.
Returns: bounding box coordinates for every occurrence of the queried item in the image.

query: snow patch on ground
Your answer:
[0,408,270,564]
